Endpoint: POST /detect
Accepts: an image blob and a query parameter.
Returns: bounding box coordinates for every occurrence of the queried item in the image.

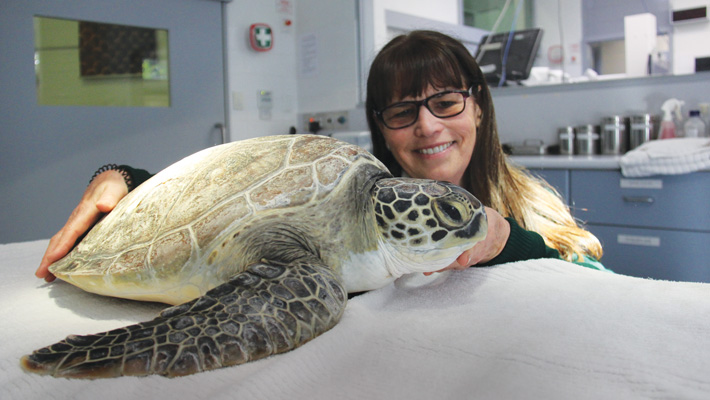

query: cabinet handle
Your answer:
[623,196,654,204]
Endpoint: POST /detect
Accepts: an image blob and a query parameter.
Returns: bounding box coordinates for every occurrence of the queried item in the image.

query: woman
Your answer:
[365,30,604,272]
[35,30,605,283]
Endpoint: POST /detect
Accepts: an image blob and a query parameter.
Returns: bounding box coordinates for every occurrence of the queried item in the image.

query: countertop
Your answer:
[509,155,623,170]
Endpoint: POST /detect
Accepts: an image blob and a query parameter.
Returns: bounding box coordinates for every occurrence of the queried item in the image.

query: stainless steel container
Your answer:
[601,115,629,155]
[630,114,658,150]
[506,139,547,155]
[575,124,600,155]
[558,126,575,155]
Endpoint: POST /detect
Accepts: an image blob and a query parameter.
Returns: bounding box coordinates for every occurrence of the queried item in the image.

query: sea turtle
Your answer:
[21,134,487,379]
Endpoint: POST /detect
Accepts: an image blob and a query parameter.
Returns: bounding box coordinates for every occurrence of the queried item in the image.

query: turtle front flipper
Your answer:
[20,260,347,378]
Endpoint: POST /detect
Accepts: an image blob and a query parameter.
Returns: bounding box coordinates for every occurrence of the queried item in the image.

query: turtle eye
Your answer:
[433,197,471,229]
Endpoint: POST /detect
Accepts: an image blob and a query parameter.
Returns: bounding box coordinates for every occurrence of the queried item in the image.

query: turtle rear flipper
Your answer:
[21,260,347,378]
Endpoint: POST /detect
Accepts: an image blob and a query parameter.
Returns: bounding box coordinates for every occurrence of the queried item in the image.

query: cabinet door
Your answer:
[529,169,570,205]
[589,224,710,283]
[0,0,226,243]
[571,170,710,231]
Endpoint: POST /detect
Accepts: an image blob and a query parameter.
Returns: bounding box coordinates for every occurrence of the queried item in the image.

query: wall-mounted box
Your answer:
[672,6,709,24]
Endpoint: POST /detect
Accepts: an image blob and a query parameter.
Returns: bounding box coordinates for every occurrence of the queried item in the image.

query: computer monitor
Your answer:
[474,28,543,86]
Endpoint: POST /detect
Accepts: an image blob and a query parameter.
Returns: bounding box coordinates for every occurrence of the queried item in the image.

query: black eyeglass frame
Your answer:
[374,87,476,130]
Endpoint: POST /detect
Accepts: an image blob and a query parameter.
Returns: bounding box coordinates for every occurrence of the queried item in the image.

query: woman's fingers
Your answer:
[35,170,128,282]
[424,207,510,275]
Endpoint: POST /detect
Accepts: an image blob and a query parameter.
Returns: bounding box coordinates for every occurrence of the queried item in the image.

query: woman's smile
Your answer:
[416,141,455,156]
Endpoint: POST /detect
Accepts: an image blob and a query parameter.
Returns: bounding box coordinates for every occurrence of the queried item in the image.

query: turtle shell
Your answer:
[50,135,389,304]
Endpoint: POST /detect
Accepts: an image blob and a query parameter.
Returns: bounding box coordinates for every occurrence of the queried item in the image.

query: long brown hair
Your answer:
[365,30,602,261]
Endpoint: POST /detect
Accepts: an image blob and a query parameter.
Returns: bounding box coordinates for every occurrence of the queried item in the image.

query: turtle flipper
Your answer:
[21,260,347,378]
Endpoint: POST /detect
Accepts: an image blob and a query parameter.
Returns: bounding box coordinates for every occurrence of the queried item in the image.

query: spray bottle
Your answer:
[659,98,684,139]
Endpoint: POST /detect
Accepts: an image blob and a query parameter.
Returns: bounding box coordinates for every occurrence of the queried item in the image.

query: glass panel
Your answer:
[34,16,170,107]
[462,0,533,31]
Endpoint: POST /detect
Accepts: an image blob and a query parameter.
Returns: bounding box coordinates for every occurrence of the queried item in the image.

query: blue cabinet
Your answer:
[571,170,710,232]
[585,225,710,282]
[570,170,710,282]
[529,169,570,205]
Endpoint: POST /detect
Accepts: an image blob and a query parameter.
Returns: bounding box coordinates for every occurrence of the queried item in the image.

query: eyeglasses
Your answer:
[375,88,474,130]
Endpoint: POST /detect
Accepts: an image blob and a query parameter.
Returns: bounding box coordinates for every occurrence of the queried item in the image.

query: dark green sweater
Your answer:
[481,217,609,271]
[480,218,559,266]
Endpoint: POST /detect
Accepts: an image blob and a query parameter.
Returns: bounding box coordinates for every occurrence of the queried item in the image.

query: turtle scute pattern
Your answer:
[21,258,346,378]
[49,135,382,304]
[373,179,485,249]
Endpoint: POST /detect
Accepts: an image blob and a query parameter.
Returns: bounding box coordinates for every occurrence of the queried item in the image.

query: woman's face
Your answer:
[380,85,482,186]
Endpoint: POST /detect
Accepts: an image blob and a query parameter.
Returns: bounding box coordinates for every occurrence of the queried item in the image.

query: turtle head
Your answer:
[372,178,488,275]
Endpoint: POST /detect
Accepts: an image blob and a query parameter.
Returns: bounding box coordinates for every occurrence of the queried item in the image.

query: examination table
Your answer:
[2,239,709,399]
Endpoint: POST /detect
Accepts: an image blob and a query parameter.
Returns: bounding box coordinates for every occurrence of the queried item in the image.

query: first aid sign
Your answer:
[250,23,273,52]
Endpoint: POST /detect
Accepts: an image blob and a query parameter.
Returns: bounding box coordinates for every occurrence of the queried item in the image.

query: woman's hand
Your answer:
[36,170,129,282]
[424,207,510,276]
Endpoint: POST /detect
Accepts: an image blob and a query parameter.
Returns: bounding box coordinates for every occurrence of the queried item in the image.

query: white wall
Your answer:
[295,0,360,114]
[533,0,583,77]
[671,0,710,74]
[372,0,460,50]
[293,0,462,115]
[224,1,299,141]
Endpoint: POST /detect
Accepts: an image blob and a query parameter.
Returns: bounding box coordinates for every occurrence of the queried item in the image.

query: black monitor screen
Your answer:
[474,28,543,86]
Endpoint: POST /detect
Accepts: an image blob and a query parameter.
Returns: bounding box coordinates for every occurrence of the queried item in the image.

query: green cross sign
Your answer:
[254,26,272,49]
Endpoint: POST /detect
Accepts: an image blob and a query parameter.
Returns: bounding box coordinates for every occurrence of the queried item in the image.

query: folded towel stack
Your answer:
[620,138,710,177]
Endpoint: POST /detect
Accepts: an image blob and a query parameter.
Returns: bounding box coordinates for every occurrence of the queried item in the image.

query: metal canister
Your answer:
[630,114,658,150]
[601,115,629,155]
[558,126,575,155]
[575,124,600,155]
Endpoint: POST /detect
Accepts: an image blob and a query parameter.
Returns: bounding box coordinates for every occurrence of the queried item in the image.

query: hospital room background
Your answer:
[2,0,709,283]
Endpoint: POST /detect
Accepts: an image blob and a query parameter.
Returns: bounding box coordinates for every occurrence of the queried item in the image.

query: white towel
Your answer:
[620,137,710,177]
[3,240,710,399]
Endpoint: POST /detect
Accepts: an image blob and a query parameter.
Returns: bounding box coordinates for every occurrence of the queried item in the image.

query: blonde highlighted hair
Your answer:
[366,30,602,262]
[493,161,602,261]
